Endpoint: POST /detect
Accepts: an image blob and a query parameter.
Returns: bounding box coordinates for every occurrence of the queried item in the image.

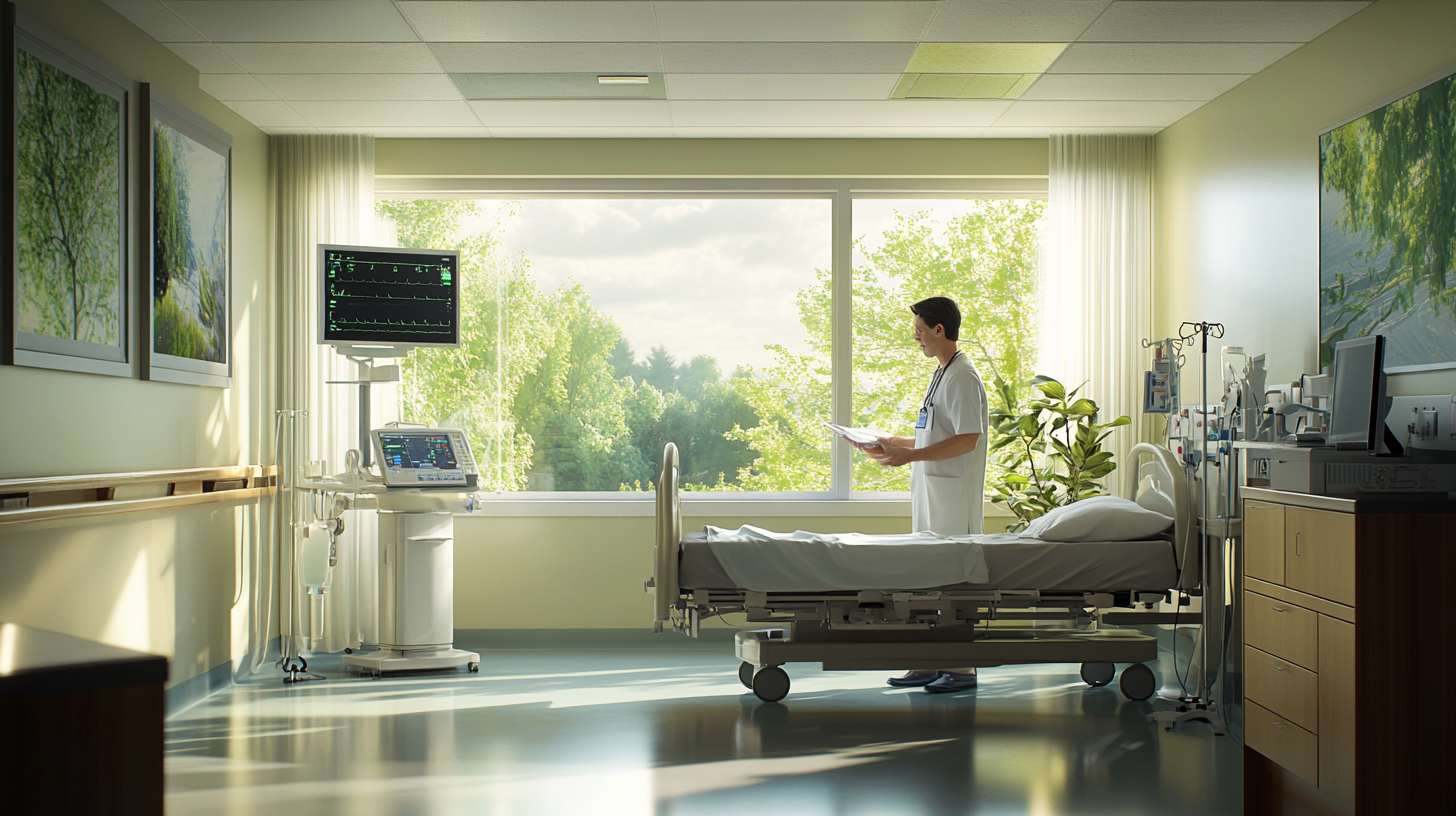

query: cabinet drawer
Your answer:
[1285,507,1355,605]
[1244,501,1286,585]
[1243,645,1318,732]
[1245,700,1319,787]
[1318,616,1356,806]
[1244,591,1318,670]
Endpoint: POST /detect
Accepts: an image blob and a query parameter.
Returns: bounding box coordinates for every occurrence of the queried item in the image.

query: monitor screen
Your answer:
[1328,336,1384,450]
[372,430,467,486]
[319,244,459,351]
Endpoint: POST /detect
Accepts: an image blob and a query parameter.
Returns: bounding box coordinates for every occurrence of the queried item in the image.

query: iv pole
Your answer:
[1149,320,1228,735]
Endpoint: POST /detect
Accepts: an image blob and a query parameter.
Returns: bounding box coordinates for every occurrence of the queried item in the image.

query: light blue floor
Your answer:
[164,633,1241,815]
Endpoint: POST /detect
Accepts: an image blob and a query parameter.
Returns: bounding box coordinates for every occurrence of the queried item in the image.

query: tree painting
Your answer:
[152,120,228,362]
[380,199,1044,494]
[14,48,122,346]
[1320,71,1456,369]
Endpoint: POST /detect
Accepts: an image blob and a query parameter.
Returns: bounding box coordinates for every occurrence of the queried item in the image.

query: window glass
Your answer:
[850,199,1046,493]
[376,198,831,492]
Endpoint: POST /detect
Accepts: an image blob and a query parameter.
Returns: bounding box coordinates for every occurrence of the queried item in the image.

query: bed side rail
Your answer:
[1122,442,1198,592]
[650,443,682,633]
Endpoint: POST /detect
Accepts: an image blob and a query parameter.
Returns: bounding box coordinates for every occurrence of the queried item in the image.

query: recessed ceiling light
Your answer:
[599,75,650,85]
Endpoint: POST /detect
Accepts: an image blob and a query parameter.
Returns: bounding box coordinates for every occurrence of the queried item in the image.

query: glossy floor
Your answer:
[165,634,1241,815]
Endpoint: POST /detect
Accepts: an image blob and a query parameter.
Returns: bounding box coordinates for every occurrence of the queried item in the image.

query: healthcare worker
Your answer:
[852,296,988,694]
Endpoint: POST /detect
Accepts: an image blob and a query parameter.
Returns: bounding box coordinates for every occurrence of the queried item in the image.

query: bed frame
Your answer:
[648,442,1199,702]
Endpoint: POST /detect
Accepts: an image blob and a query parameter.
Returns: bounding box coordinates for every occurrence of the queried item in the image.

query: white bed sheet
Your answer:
[702,525,989,592]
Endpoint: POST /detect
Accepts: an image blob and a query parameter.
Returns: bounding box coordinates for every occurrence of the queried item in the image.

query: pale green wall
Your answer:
[1154,0,1456,396]
[0,0,273,688]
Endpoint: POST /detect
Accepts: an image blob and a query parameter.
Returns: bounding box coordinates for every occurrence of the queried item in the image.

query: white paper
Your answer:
[823,421,889,446]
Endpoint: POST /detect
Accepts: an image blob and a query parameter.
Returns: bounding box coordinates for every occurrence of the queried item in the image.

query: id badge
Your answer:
[916,407,930,429]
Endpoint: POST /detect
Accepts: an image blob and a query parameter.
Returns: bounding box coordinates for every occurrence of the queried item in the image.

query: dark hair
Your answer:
[910,296,961,341]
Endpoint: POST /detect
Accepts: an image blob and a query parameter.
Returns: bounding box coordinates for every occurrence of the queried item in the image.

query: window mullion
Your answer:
[831,189,852,500]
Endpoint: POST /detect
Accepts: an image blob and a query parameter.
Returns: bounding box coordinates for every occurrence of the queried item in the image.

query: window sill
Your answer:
[459,498,1015,519]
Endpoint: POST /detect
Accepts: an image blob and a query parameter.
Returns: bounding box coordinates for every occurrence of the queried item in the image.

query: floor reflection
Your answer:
[165,638,1240,815]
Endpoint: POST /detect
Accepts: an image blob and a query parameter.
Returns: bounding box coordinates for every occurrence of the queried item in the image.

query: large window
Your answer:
[377,190,1045,497]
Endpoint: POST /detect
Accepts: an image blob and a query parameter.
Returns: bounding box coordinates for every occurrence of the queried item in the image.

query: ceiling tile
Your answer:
[430,43,664,73]
[1021,73,1250,101]
[216,43,443,74]
[925,0,1113,42]
[660,43,917,74]
[318,126,492,138]
[983,125,1160,137]
[1049,42,1302,74]
[654,1,936,42]
[668,100,1010,127]
[397,1,658,42]
[1079,1,1369,43]
[288,100,482,127]
[664,74,901,100]
[452,73,667,100]
[670,126,992,138]
[165,42,245,73]
[220,100,309,128]
[200,73,277,100]
[161,0,418,42]
[486,126,676,138]
[469,100,674,127]
[907,43,1066,73]
[103,0,205,42]
[255,73,462,101]
[994,99,1204,127]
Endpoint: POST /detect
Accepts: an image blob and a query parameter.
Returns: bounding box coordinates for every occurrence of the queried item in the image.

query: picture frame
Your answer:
[3,6,133,377]
[143,84,232,388]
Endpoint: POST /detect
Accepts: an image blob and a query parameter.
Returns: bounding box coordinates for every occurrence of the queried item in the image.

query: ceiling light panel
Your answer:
[216,43,444,74]
[165,42,245,73]
[995,100,1205,128]
[660,42,917,74]
[1079,1,1369,43]
[255,74,464,102]
[396,1,658,43]
[1049,42,1302,74]
[1020,73,1251,101]
[664,74,901,101]
[653,1,936,42]
[907,43,1067,74]
[161,1,419,43]
[667,100,1011,128]
[429,43,665,74]
[199,73,276,101]
[289,100,482,128]
[923,0,1113,42]
[469,100,674,127]
[103,0,205,42]
[451,73,667,100]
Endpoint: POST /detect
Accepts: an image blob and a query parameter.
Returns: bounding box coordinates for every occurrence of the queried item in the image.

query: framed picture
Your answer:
[1319,66,1456,373]
[3,7,132,377]
[143,85,231,387]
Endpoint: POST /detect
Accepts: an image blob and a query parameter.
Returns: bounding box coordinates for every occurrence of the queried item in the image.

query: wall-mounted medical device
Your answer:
[370,428,472,488]
[318,243,460,358]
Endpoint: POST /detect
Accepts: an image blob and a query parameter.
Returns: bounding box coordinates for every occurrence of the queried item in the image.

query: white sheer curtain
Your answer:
[272,135,382,654]
[1042,135,1154,496]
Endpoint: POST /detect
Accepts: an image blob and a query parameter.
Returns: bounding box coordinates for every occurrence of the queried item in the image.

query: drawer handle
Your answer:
[1270,665,1286,672]
[1295,532,1303,556]
[1271,721,1288,729]
[1270,606,1287,613]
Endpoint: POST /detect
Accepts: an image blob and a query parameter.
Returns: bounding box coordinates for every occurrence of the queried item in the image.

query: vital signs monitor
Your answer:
[371,429,474,488]
[319,244,460,357]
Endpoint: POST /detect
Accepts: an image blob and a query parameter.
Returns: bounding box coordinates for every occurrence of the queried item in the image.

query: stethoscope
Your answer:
[918,350,961,427]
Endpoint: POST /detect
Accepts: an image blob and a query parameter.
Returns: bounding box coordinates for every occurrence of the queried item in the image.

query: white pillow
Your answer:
[1135,475,1177,518]
[1025,495,1173,542]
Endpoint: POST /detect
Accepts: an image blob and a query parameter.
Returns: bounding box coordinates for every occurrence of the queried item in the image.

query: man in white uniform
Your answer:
[852,296,988,693]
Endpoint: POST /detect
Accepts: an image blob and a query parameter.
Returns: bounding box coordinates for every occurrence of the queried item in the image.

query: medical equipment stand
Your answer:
[1148,321,1229,736]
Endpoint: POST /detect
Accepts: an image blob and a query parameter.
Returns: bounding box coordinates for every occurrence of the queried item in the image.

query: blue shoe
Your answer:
[923,672,977,694]
[887,671,943,688]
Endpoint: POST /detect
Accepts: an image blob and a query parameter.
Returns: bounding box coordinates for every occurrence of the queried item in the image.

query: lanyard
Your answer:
[922,350,961,409]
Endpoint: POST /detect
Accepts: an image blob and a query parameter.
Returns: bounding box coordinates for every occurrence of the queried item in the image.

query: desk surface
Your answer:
[1243,486,1456,514]
[0,622,167,698]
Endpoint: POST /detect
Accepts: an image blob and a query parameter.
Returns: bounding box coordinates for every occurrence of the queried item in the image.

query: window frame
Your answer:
[376,176,1048,510]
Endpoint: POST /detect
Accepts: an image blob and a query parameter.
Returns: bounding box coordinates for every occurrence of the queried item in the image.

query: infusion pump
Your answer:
[370,427,480,488]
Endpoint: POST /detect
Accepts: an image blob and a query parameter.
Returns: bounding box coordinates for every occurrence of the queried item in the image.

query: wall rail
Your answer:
[0,465,275,526]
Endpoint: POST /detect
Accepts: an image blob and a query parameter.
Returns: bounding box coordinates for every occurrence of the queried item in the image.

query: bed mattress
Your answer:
[678,532,1177,593]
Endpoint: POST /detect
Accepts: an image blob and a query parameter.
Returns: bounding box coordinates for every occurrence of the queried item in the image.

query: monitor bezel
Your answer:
[317,243,462,355]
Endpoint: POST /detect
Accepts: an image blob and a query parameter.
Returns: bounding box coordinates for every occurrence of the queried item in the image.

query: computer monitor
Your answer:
[1328,335,1401,455]
[318,244,460,357]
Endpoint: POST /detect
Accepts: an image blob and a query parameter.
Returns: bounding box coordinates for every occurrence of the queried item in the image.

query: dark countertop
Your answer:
[1243,486,1456,514]
[0,622,168,698]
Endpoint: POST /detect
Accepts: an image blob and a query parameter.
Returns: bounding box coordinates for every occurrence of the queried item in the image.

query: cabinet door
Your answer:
[1285,508,1355,606]
[1318,616,1356,806]
[1244,500,1286,584]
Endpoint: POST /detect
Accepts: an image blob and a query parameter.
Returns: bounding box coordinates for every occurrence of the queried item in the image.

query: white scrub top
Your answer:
[910,352,989,536]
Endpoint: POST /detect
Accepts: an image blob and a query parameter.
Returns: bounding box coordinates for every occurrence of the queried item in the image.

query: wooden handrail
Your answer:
[0,465,276,526]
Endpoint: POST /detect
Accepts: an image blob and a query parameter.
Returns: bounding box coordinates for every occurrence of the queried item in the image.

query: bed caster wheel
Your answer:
[344,648,353,655]
[467,662,479,673]
[738,661,755,689]
[1119,663,1157,701]
[751,666,790,702]
[1080,662,1115,687]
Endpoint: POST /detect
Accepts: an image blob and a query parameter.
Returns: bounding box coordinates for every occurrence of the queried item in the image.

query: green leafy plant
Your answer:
[988,375,1130,530]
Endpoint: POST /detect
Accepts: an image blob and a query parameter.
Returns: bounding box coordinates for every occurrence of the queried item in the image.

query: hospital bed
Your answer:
[648,442,1199,702]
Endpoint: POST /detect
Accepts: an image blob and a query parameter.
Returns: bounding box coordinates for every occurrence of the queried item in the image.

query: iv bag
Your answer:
[300,521,334,592]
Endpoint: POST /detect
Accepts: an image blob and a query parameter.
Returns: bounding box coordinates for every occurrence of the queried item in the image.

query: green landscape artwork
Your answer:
[1320,71,1456,371]
[14,47,122,347]
[152,119,228,363]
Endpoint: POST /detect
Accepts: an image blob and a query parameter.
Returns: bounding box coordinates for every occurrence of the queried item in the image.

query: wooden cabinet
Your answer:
[1241,487,1456,816]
